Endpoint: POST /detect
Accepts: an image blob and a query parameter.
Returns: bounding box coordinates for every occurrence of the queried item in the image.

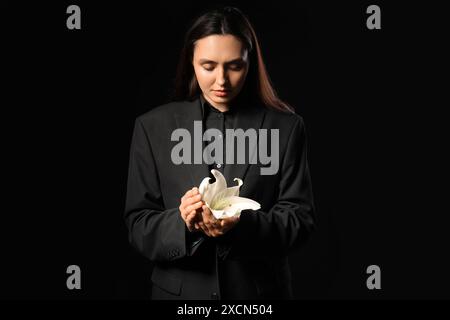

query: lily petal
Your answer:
[227,178,243,197]
[211,169,227,191]
[232,178,243,196]
[199,169,227,205]
[198,170,260,220]
[215,196,261,219]
[199,177,213,204]
[228,196,261,209]
[211,178,242,205]
[210,208,226,220]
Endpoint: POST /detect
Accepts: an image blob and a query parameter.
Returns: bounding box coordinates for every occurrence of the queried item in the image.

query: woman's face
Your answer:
[192,34,249,110]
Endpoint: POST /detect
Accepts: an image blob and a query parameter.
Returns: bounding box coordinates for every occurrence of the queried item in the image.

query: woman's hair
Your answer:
[173,6,294,113]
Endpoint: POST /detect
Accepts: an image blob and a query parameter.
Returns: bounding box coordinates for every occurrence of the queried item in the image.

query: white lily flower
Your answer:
[198,169,261,219]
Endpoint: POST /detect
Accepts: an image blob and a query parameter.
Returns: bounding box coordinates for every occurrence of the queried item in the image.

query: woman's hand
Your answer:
[197,205,240,237]
[179,187,203,232]
[179,187,240,236]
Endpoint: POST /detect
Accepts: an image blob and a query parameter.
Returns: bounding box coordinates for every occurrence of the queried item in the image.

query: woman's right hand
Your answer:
[179,187,203,232]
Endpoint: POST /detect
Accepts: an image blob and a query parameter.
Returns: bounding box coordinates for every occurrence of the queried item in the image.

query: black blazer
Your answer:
[124,97,315,300]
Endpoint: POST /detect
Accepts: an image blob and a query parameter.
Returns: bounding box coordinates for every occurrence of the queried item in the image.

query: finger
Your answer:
[185,208,203,230]
[202,205,211,215]
[186,210,197,223]
[212,229,223,237]
[201,209,213,228]
[221,216,239,226]
[201,205,217,225]
[220,216,239,232]
[181,188,196,202]
[198,223,209,236]
[184,194,202,207]
[186,212,198,231]
[185,201,203,214]
[202,205,217,222]
[179,206,187,221]
[202,211,217,234]
[181,190,192,204]
[180,196,201,217]
[184,209,193,227]
[184,188,200,207]
[197,221,211,237]
[181,203,200,222]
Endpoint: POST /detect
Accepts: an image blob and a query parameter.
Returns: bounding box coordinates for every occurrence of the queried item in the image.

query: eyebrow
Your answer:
[198,58,245,65]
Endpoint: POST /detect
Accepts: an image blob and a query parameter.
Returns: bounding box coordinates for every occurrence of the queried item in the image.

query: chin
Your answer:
[207,97,226,105]
[213,96,230,102]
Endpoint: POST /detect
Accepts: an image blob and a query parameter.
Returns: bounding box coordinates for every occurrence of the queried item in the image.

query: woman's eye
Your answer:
[229,64,243,71]
[203,65,214,71]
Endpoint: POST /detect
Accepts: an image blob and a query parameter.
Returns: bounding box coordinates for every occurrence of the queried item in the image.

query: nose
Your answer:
[216,67,228,86]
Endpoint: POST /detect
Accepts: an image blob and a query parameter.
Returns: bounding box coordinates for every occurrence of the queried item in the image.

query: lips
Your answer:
[213,90,230,97]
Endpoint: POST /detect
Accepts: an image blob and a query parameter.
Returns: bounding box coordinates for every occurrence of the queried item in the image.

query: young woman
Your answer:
[124,6,315,300]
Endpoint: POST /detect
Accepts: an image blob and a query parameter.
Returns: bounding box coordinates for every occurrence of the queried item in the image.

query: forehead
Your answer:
[193,34,246,60]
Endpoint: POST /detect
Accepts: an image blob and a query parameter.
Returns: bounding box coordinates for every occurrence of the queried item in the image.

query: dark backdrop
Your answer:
[2,1,447,299]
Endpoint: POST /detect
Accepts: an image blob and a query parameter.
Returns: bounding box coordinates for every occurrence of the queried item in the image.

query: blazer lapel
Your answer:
[174,98,210,188]
[223,104,266,185]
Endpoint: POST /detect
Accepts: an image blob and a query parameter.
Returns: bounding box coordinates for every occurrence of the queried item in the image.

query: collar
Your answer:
[174,96,266,187]
[200,94,233,119]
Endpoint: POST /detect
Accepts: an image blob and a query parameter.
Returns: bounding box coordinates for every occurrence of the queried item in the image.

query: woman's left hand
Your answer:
[195,205,240,237]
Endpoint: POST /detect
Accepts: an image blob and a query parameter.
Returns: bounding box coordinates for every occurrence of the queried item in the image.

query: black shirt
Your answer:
[186,95,238,254]
[200,94,237,177]
[200,96,258,299]
[190,95,263,298]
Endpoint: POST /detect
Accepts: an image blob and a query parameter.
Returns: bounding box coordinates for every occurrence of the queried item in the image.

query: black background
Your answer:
[2,1,448,300]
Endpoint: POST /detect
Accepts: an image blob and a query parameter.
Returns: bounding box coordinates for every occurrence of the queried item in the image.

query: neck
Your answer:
[203,94,229,112]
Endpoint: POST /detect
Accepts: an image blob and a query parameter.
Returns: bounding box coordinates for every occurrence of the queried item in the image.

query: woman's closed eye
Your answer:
[201,63,244,72]
[203,64,215,71]
[228,63,244,71]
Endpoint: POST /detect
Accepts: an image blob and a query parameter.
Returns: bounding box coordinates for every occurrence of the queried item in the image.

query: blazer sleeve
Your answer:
[217,116,315,259]
[124,117,190,262]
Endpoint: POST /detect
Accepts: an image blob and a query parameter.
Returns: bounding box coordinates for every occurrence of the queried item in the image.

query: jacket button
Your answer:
[211,292,219,300]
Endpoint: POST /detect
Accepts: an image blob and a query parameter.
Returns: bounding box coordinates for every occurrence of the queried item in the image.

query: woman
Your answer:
[124,6,315,300]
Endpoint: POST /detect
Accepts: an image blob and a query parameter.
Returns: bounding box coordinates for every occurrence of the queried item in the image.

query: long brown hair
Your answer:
[173,6,294,113]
